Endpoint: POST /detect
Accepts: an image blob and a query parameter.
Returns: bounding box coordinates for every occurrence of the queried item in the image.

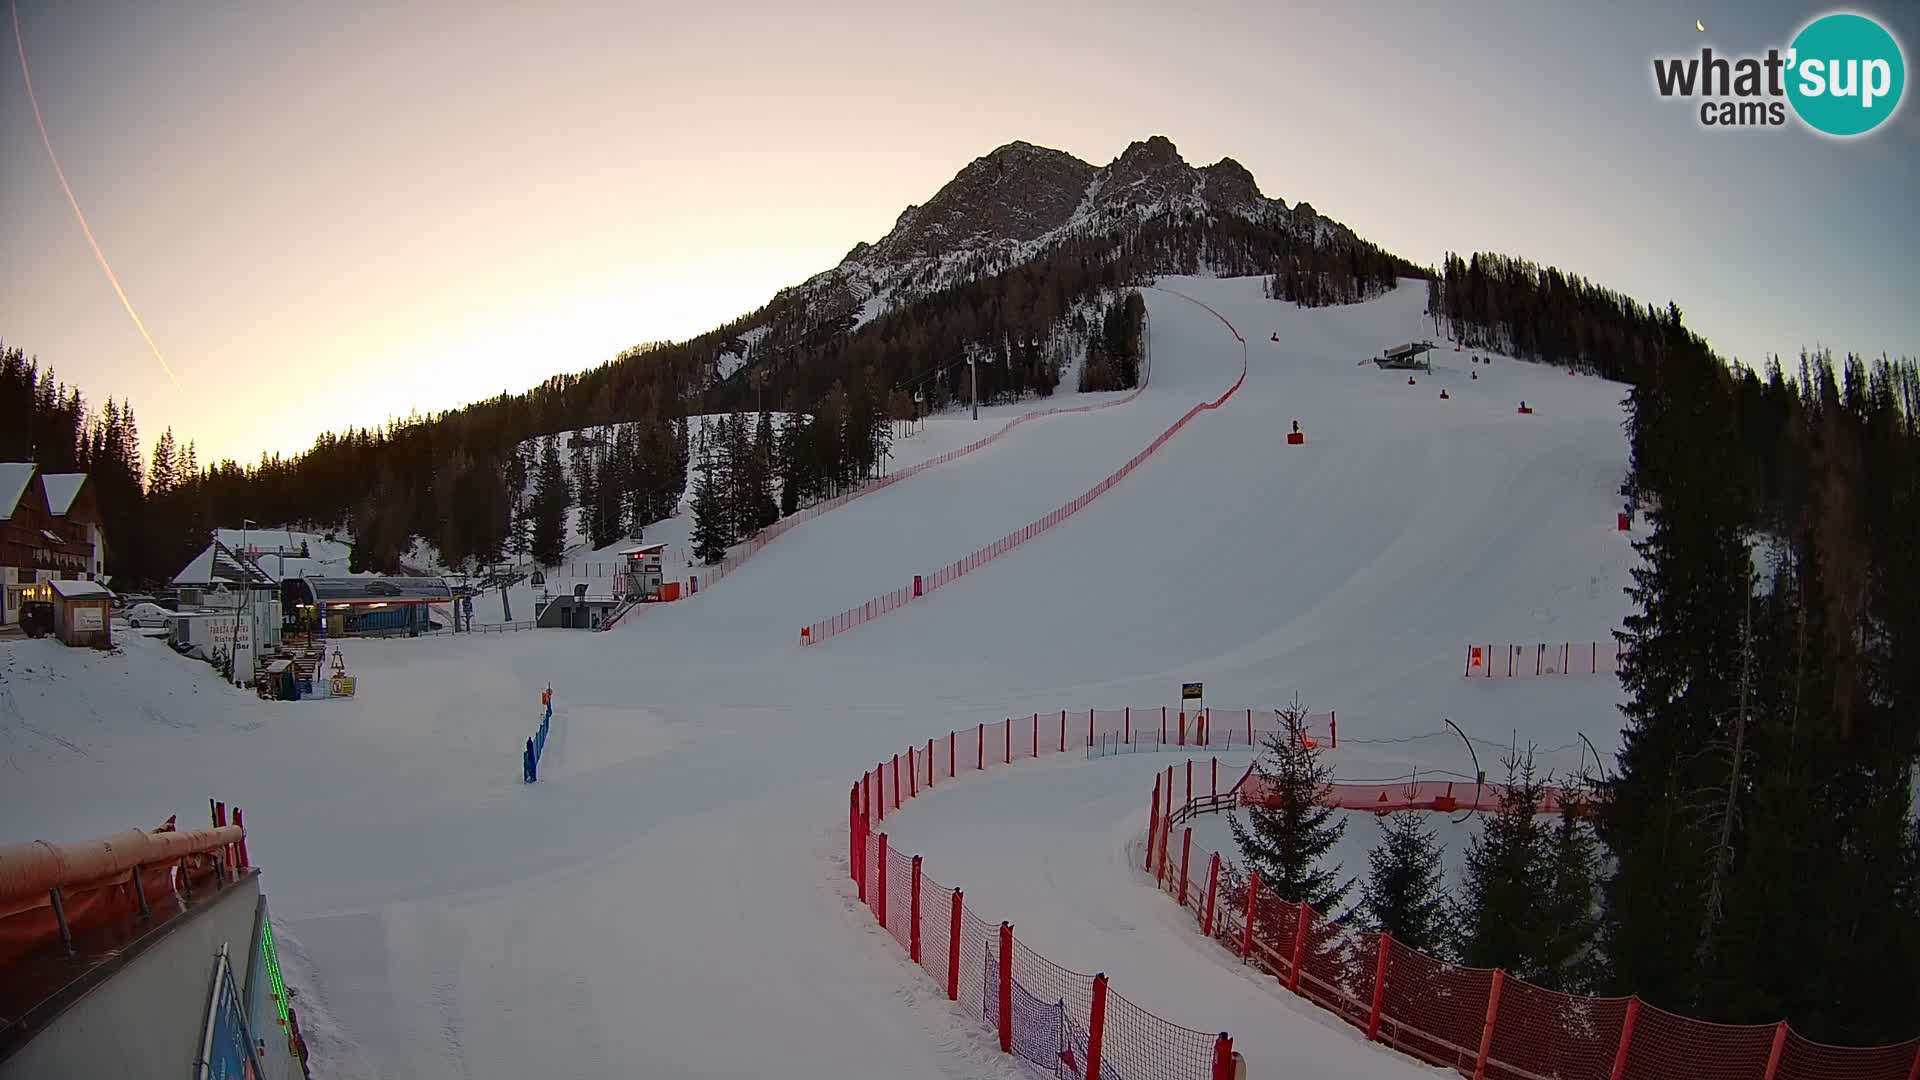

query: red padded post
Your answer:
[849,786,861,890]
[893,754,902,809]
[1087,708,1094,748]
[1179,710,1187,746]
[1240,873,1261,958]
[1004,719,1011,764]
[1212,1033,1235,1080]
[1059,709,1066,753]
[1145,776,1161,871]
[1212,757,1219,798]
[876,833,889,926]
[1202,852,1221,935]
[1472,969,1505,1080]
[1367,932,1391,1041]
[908,746,917,797]
[1186,758,1193,806]
[1288,902,1310,992]
[977,723,984,770]
[998,923,1014,1053]
[909,855,923,964]
[876,763,886,822]
[1124,707,1130,744]
[1085,973,1110,1080]
[1031,713,1038,758]
[232,807,250,868]
[1761,1022,1788,1080]
[947,888,963,1000]
[1161,706,1167,744]
[949,731,955,778]
[1609,997,1640,1080]
[1179,827,1192,904]
[1330,710,1337,748]
[927,738,935,787]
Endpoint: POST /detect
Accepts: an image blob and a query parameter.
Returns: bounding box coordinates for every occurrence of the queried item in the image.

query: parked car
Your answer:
[19,600,53,637]
[124,602,175,628]
[114,592,155,610]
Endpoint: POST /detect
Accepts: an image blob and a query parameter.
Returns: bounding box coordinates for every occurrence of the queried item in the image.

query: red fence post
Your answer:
[1004,720,1012,764]
[1145,776,1161,871]
[1212,1033,1235,1080]
[977,723,984,770]
[909,747,917,798]
[1330,710,1337,748]
[1472,969,1505,1080]
[1158,810,1172,883]
[1212,756,1219,798]
[927,738,935,787]
[849,785,861,886]
[1124,707,1130,744]
[1085,972,1110,1080]
[1032,713,1038,758]
[877,833,890,926]
[1179,827,1193,905]
[1179,710,1187,746]
[1059,709,1066,753]
[949,731,955,778]
[1761,1022,1789,1080]
[1240,873,1262,958]
[862,770,872,823]
[947,889,963,1001]
[877,763,886,822]
[1186,758,1193,806]
[1087,707,1094,748]
[909,855,923,964]
[893,754,902,809]
[1288,902,1311,992]
[998,923,1014,1054]
[1162,706,1168,744]
[1608,997,1640,1080]
[1203,853,1221,935]
[1367,932,1391,1041]
[232,807,249,868]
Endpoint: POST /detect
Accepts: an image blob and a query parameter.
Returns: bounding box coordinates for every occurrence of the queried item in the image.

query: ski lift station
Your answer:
[616,544,671,602]
[1373,340,1436,370]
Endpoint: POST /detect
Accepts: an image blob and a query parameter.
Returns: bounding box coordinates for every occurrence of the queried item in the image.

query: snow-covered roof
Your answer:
[40,473,87,515]
[48,578,111,599]
[0,462,34,518]
[302,576,452,603]
[172,540,277,588]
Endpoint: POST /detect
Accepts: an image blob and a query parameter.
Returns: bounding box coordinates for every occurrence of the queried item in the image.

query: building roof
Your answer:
[618,544,667,557]
[48,578,111,599]
[172,539,278,588]
[304,576,452,603]
[0,462,34,518]
[39,473,86,515]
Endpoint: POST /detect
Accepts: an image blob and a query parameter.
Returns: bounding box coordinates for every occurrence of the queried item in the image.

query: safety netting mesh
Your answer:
[1296,918,1375,1030]
[884,849,913,954]
[1485,981,1629,1080]
[917,872,955,995]
[1774,1030,1920,1080]
[1377,939,1494,1073]
[1010,937,1095,1036]
[1100,982,1220,1080]
[957,909,995,1026]
[1624,1003,1778,1080]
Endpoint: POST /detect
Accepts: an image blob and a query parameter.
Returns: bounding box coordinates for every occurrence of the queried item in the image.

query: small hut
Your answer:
[48,578,112,649]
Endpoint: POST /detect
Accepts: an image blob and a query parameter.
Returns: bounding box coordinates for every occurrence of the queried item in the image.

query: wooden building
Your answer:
[1,463,102,626]
[48,577,112,649]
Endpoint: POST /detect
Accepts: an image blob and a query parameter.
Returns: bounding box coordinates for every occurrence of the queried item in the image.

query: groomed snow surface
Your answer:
[0,276,1636,1078]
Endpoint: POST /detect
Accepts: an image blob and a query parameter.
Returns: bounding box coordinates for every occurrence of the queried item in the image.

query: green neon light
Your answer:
[260,916,291,1025]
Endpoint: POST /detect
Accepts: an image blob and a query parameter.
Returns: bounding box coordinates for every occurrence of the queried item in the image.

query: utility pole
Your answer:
[970,350,978,421]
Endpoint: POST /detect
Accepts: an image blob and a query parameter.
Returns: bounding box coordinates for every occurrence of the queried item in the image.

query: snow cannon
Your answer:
[1517,401,1534,415]
[1439,388,1451,399]
[1286,420,1305,446]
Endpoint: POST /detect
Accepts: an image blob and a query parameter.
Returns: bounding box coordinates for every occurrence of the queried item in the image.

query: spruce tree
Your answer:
[1361,811,1452,955]
[530,435,569,566]
[1534,802,1600,992]
[1457,750,1549,975]
[688,446,730,565]
[775,413,803,517]
[1228,697,1353,913]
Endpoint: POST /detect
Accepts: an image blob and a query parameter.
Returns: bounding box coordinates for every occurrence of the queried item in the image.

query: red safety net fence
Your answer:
[849,718,1241,1080]
[1143,773,1920,1080]
[1465,641,1624,678]
[804,291,1249,646]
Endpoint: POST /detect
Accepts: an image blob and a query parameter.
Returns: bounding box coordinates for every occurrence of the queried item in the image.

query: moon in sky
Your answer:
[1697,18,1706,31]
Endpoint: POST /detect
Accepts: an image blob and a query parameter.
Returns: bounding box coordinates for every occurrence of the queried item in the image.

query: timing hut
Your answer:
[615,544,667,601]
[1374,341,1436,371]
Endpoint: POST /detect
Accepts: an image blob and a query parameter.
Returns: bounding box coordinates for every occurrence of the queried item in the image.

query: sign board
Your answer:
[1181,682,1203,701]
[74,607,104,631]
[198,947,262,1080]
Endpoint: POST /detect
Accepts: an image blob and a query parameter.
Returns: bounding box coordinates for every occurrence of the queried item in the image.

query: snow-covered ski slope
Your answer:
[0,276,1637,1079]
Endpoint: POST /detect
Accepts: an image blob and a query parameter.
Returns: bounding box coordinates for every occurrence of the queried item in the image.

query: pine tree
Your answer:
[1457,750,1550,975]
[1534,803,1601,992]
[1228,697,1353,913]
[775,412,806,516]
[1361,811,1452,955]
[150,428,179,497]
[530,435,570,566]
[688,446,730,565]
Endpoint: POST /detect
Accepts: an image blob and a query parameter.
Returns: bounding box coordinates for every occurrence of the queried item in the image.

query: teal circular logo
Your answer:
[1787,13,1906,136]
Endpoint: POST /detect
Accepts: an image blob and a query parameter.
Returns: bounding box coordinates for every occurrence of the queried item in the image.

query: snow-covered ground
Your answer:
[0,276,1636,1079]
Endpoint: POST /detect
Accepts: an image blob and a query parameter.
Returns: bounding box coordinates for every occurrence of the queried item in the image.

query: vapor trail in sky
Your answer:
[12,0,180,387]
